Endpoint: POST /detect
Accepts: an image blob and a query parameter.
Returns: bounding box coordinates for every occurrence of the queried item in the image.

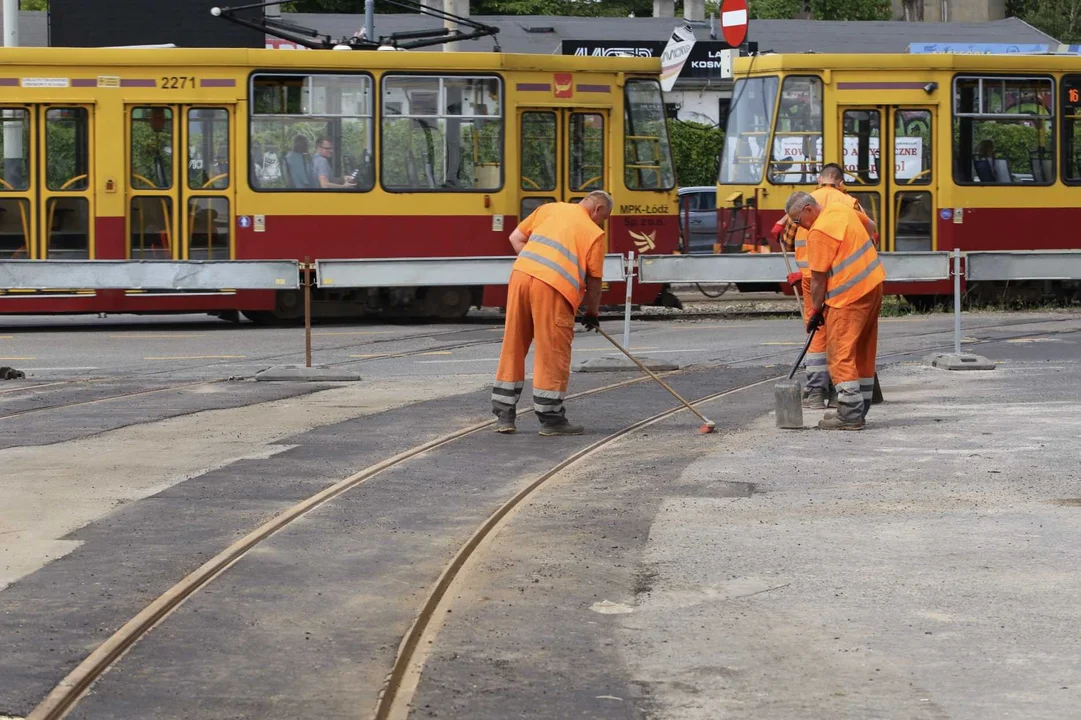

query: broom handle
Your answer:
[778,232,806,322]
[596,327,712,425]
[789,325,818,380]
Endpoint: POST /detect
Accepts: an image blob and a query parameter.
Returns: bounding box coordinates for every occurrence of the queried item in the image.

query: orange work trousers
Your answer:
[826,284,883,408]
[801,275,829,390]
[493,270,576,415]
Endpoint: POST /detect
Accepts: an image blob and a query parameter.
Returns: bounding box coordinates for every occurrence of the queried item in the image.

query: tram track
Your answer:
[23,317,1080,720]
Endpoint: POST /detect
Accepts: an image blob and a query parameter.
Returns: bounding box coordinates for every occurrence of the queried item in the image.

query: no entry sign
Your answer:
[721,0,748,48]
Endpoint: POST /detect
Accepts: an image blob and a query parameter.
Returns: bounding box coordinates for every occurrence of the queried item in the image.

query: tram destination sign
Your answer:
[561,40,736,81]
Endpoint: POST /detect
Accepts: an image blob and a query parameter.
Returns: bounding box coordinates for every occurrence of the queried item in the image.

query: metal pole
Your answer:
[304,257,312,368]
[364,0,374,43]
[623,251,634,349]
[3,0,17,48]
[953,248,962,356]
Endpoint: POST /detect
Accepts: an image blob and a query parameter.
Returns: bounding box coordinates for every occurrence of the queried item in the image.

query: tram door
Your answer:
[517,108,609,221]
[0,105,94,259]
[125,105,235,260]
[839,105,937,251]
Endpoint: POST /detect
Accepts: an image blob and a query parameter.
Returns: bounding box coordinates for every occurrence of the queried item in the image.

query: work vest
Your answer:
[513,203,605,308]
[794,185,859,278]
[807,203,886,308]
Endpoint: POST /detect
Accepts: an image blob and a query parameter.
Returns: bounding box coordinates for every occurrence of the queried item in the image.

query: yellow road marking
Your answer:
[314,330,400,336]
[109,334,206,339]
[144,355,246,360]
[760,342,803,346]
[0,356,34,360]
[575,346,658,353]
[0,335,14,339]
[671,324,763,331]
[349,350,453,358]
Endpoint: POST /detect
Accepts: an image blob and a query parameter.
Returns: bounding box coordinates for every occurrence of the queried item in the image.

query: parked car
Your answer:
[678,186,717,254]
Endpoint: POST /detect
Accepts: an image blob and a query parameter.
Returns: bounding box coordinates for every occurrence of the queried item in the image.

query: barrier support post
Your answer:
[623,250,634,350]
[303,256,312,369]
[928,248,995,371]
[953,247,962,357]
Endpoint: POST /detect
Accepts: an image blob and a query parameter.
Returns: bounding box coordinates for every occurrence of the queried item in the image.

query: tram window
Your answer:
[129,197,174,259]
[1060,75,1081,184]
[188,108,230,190]
[521,111,557,191]
[624,79,675,190]
[45,197,89,259]
[894,109,932,186]
[842,110,881,186]
[250,73,374,192]
[769,76,823,184]
[187,197,230,260]
[131,107,174,190]
[953,76,1054,186]
[380,75,502,192]
[719,76,778,185]
[46,108,89,192]
[570,113,604,192]
[0,109,30,191]
[0,198,30,258]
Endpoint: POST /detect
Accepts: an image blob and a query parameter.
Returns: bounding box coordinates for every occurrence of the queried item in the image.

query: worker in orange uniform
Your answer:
[785,190,886,430]
[774,164,877,409]
[491,191,613,436]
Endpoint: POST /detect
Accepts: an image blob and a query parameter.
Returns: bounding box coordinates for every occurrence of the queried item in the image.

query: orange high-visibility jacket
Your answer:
[512,203,606,309]
[807,203,887,308]
[792,185,862,279]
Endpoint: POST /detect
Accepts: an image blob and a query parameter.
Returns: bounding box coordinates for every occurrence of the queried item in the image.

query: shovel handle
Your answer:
[788,325,818,380]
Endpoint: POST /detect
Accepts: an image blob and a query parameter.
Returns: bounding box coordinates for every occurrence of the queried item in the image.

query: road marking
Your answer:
[416,357,500,364]
[575,346,659,353]
[0,335,14,339]
[671,324,763,331]
[19,366,99,372]
[760,342,803,346]
[350,350,453,358]
[314,330,400,336]
[108,334,206,339]
[0,357,35,361]
[144,355,247,360]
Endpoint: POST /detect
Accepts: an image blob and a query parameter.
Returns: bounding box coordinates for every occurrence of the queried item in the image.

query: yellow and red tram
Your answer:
[0,47,681,321]
[716,52,1081,303]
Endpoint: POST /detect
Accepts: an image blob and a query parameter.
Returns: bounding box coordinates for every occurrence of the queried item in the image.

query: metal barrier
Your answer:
[315,254,628,288]
[967,250,1081,282]
[637,251,952,284]
[0,260,299,290]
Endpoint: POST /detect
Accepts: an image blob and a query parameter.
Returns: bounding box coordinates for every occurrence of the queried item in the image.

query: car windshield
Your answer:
[718,76,779,184]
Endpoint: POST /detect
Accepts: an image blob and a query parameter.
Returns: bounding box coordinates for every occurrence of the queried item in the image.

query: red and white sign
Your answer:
[720,0,748,48]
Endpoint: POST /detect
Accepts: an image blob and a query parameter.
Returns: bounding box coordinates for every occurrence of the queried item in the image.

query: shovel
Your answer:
[775,325,818,429]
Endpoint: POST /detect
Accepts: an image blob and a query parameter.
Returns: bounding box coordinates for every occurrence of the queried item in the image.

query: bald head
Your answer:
[581,190,613,226]
[818,163,844,186]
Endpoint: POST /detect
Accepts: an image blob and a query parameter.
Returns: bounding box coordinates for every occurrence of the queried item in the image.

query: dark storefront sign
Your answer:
[561,40,735,81]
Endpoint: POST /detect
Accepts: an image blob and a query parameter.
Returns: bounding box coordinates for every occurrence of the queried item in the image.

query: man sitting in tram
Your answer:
[312,135,357,189]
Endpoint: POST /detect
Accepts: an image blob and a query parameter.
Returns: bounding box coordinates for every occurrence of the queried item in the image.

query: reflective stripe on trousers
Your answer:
[805,351,829,390]
[859,377,875,402]
[532,387,566,414]
[492,379,524,407]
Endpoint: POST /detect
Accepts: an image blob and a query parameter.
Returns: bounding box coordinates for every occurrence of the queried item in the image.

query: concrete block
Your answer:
[255,365,362,382]
[927,352,997,371]
[774,379,804,429]
[572,354,679,373]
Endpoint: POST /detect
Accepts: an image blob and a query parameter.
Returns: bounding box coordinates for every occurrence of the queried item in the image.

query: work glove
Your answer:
[806,308,825,334]
[787,271,802,287]
[580,313,600,332]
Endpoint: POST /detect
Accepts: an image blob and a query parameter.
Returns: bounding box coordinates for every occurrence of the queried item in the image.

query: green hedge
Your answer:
[668,120,724,187]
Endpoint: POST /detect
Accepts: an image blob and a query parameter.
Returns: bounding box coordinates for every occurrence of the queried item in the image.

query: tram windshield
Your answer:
[718,76,778,184]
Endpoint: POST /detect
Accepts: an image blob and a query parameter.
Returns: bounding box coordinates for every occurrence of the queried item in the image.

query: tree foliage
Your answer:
[667,120,724,187]
[1007,0,1081,43]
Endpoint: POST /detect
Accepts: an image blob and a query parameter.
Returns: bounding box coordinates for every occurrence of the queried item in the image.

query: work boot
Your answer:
[537,410,584,436]
[820,382,865,430]
[802,387,828,409]
[492,401,517,434]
